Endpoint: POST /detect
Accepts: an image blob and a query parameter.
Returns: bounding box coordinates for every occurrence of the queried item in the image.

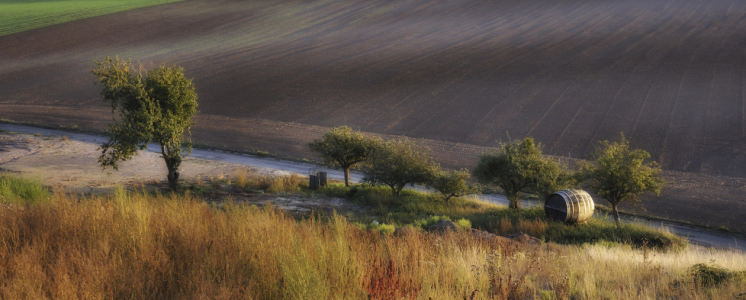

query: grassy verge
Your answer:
[594,203,746,235]
[0,186,742,299]
[180,169,686,251]
[0,0,186,37]
[289,182,686,251]
[0,173,50,205]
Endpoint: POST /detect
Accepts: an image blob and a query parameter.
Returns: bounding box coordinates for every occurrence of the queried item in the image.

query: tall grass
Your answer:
[0,188,741,299]
[0,173,50,205]
[232,168,306,193]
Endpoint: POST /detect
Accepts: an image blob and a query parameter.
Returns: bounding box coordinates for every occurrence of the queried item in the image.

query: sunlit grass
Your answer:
[0,0,185,36]
[0,173,50,205]
[0,187,742,299]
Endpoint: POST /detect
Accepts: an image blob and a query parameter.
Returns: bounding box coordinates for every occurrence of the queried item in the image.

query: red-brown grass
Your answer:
[0,187,743,299]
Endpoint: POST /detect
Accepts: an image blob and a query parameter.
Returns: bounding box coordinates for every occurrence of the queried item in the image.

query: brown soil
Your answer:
[0,0,745,229]
[2,0,746,176]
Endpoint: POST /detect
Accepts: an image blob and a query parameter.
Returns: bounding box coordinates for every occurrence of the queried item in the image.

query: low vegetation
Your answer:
[0,184,741,299]
[0,0,185,37]
[0,173,50,205]
[282,179,685,251]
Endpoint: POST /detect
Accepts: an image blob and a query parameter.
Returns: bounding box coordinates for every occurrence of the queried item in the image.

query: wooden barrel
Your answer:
[544,189,595,224]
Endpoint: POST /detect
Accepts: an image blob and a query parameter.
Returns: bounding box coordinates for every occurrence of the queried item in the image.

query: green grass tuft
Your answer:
[0,173,50,205]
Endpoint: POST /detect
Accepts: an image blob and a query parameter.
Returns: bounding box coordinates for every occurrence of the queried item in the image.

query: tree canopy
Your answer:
[428,169,476,203]
[581,135,664,228]
[472,138,573,209]
[309,126,380,187]
[362,139,439,196]
[92,56,198,190]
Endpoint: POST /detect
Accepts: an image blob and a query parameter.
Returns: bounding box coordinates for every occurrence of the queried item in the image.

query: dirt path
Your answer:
[0,124,364,214]
[1,124,744,250]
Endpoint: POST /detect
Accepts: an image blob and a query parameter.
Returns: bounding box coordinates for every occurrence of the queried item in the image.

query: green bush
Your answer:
[688,263,745,287]
[365,221,396,235]
[456,218,472,229]
[0,174,50,206]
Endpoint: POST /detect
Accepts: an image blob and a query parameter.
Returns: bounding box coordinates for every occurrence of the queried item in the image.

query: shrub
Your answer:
[688,263,745,287]
[428,169,477,203]
[362,139,439,196]
[456,218,472,230]
[367,221,396,235]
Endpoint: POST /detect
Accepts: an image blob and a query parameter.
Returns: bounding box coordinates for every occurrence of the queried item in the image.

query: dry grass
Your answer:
[491,218,549,237]
[0,187,743,299]
[232,168,305,193]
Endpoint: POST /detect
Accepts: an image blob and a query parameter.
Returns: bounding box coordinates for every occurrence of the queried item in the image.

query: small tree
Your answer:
[428,169,477,203]
[472,138,572,209]
[309,126,380,187]
[92,56,198,190]
[582,135,664,228]
[362,139,439,196]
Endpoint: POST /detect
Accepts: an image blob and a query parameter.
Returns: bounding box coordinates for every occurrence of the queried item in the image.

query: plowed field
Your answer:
[1,0,746,179]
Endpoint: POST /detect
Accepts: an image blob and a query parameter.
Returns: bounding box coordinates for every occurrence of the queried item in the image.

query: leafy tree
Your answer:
[309,126,380,187]
[362,139,439,196]
[581,135,664,228]
[472,138,573,209]
[428,169,477,203]
[92,56,198,190]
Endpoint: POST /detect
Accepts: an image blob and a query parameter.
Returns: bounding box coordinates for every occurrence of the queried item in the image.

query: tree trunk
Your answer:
[393,185,402,196]
[167,167,179,191]
[508,192,521,209]
[612,203,621,228]
[343,167,350,187]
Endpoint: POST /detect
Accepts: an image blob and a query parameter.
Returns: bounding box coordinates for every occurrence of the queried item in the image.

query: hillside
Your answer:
[1,0,745,177]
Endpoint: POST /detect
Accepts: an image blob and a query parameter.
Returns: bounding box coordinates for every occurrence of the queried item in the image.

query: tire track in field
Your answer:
[526,3,667,149]
[658,0,724,171]
[466,1,619,145]
[364,0,561,135]
[353,0,568,135]
[626,0,708,164]
[690,0,746,175]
